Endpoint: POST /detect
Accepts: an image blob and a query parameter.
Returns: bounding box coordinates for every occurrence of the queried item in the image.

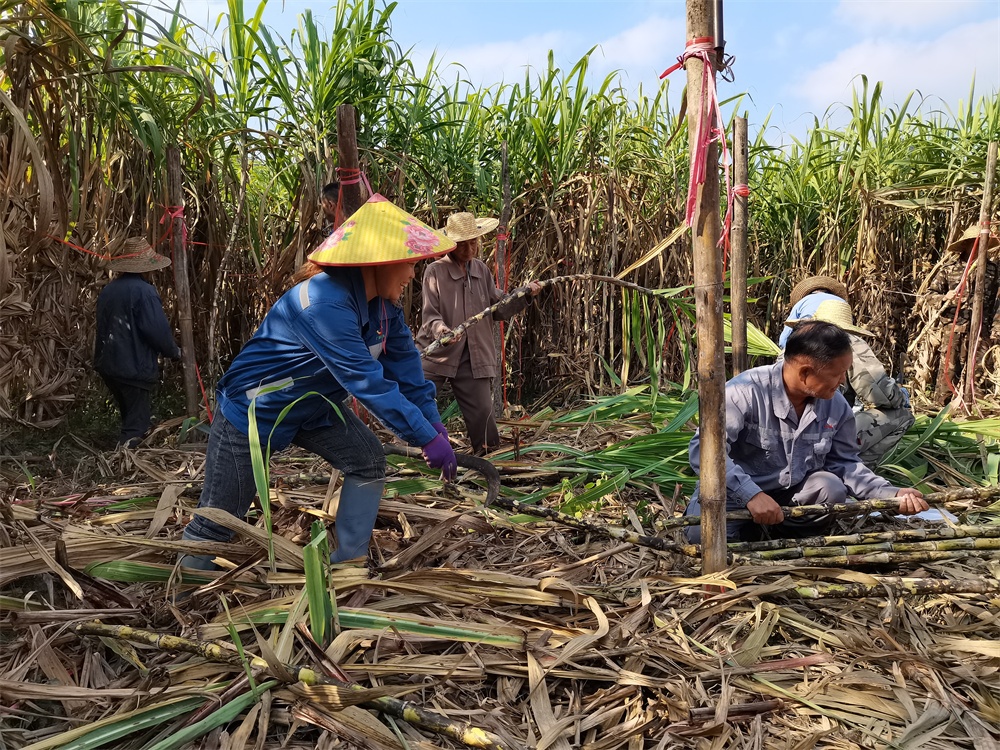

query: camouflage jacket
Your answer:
[843,334,909,411]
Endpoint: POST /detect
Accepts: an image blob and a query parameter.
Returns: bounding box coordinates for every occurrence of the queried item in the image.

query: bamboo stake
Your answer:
[75,622,507,749]
[785,576,1000,599]
[685,0,728,575]
[492,141,511,416]
[731,115,749,375]
[964,141,998,406]
[336,104,364,218]
[167,145,199,417]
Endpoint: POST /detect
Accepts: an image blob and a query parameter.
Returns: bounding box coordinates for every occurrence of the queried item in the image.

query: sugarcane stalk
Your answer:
[421,274,666,356]
[386,445,696,554]
[749,549,1000,567]
[75,623,506,749]
[491,492,689,553]
[785,577,1000,599]
[663,487,1000,530]
[740,535,1000,561]
[728,524,1000,553]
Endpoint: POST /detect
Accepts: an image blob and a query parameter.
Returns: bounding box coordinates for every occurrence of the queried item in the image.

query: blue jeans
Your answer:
[185,409,385,547]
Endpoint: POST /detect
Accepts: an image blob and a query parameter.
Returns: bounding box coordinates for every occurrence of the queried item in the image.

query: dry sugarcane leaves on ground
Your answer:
[2,403,1000,749]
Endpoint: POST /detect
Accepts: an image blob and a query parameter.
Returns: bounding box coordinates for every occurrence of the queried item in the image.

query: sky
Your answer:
[176,0,1000,139]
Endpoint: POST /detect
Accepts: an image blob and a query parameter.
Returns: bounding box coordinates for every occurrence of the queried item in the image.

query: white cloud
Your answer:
[433,31,572,86]
[595,15,686,71]
[835,0,986,32]
[793,18,1000,111]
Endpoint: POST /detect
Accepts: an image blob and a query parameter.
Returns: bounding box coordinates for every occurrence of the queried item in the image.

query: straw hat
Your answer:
[945,224,1000,256]
[787,298,873,337]
[788,275,849,307]
[309,194,455,267]
[442,212,499,242]
[105,237,171,273]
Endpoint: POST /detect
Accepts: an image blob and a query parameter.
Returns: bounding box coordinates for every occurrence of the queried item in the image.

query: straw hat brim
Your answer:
[945,225,1000,255]
[309,194,456,267]
[789,275,848,307]
[443,217,500,242]
[787,316,874,338]
[106,249,172,273]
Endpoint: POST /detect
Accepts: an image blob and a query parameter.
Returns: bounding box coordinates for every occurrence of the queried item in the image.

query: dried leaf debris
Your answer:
[2,400,999,749]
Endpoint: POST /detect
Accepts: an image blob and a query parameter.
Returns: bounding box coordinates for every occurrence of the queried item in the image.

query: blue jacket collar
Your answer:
[323,267,370,327]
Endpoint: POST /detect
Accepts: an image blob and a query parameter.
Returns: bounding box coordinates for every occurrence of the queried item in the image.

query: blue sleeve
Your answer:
[295,301,437,447]
[380,306,441,430]
[689,378,764,506]
[777,325,792,349]
[137,287,181,358]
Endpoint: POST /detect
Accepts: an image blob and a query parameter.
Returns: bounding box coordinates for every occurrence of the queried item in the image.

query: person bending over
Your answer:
[684,320,927,542]
[180,196,457,569]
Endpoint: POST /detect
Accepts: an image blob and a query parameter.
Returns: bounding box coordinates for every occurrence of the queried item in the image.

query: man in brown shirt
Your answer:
[415,212,541,454]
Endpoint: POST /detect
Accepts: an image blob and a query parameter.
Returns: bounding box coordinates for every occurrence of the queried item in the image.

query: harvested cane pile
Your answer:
[2,392,1000,749]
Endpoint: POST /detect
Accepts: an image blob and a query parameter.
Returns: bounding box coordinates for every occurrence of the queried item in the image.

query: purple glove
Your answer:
[422,433,457,481]
[432,422,449,440]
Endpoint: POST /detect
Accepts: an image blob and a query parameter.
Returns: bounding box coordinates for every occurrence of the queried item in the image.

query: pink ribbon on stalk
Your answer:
[661,38,736,261]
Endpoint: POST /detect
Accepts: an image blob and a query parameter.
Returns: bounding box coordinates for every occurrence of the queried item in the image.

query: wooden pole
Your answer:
[964,141,998,403]
[336,104,364,218]
[166,146,199,417]
[731,115,749,375]
[493,142,511,416]
[685,0,727,574]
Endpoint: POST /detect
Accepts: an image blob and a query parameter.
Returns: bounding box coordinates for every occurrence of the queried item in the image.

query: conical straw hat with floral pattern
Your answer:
[308,194,455,266]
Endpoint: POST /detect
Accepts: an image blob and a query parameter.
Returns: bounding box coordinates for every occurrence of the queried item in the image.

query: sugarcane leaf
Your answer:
[140,681,278,750]
[20,696,204,750]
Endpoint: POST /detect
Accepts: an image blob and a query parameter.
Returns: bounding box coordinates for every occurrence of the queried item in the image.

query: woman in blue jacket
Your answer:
[181,196,458,568]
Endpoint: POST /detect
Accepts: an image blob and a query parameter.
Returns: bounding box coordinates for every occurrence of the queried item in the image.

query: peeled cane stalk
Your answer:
[739,535,1000,560]
[75,622,507,749]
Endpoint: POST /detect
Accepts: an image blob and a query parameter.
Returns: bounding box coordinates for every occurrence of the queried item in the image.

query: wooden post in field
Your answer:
[731,115,749,375]
[493,142,511,416]
[964,141,998,403]
[685,0,728,574]
[167,145,199,417]
[337,104,364,218]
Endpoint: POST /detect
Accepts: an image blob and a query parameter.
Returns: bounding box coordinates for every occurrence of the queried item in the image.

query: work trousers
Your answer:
[425,347,499,455]
[184,409,386,561]
[684,471,847,543]
[101,374,153,447]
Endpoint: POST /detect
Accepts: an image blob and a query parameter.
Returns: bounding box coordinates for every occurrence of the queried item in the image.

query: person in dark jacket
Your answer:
[180,195,458,571]
[94,238,180,447]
